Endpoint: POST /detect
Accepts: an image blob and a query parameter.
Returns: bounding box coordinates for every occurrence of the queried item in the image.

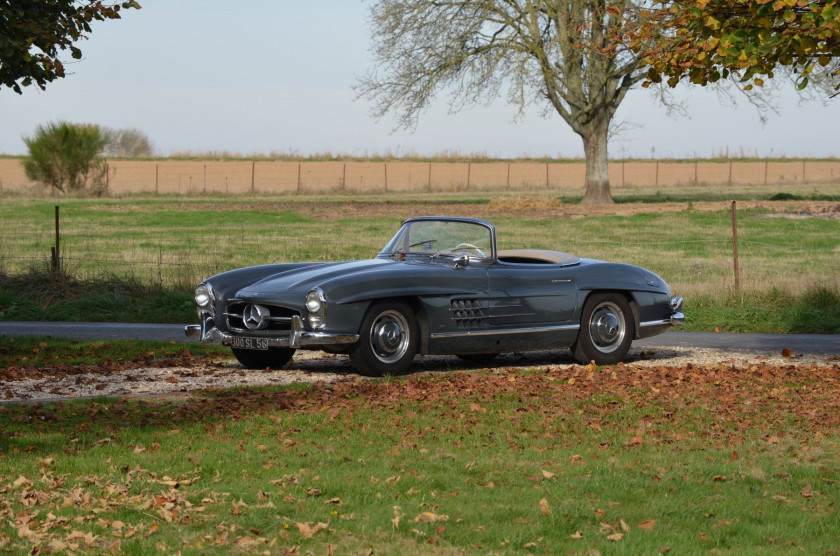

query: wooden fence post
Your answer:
[466,162,471,191]
[384,163,388,192]
[52,205,60,273]
[731,201,740,291]
[155,164,159,194]
[428,163,432,190]
[297,163,301,193]
[251,161,255,193]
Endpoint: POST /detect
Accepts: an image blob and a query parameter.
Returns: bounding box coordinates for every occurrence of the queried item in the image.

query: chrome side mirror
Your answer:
[453,253,470,268]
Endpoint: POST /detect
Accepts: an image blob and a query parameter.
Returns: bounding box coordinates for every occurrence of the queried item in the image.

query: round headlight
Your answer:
[195,284,212,307]
[306,290,324,312]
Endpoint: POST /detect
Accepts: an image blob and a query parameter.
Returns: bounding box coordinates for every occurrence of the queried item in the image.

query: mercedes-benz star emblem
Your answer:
[243,304,270,330]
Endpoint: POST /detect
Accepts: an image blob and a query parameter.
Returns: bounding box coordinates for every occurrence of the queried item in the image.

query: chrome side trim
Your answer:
[482,313,536,319]
[430,323,579,339]
[639,319,672,327]
[640,312,685,328]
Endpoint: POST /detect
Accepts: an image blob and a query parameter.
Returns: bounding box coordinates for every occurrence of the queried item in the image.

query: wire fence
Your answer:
[2,158,840,194]
[1,209,837,297]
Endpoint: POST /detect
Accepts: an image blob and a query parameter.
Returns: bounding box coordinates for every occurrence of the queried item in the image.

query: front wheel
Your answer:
[232,347,295,369]
[573,293,634,365]
[350,301,419,377]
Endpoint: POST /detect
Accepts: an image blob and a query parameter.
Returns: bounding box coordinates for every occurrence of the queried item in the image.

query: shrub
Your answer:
[101,127,154,157]
[22,121,109,195]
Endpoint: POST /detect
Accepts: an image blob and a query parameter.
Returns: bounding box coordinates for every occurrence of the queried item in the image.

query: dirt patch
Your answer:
[760,203,840,220]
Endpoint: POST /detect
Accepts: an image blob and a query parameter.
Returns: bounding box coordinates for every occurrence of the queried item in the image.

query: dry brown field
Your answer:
[1,157,839,195]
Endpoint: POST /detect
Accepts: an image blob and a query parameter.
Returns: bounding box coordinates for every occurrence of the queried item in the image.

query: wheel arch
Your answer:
[356,295,431,355]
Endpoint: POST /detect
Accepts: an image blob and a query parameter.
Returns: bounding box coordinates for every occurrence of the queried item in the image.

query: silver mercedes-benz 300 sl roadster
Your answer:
[186,216,683,376]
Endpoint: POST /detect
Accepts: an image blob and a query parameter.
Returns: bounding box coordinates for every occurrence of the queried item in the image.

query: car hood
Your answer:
[236,258,393,297]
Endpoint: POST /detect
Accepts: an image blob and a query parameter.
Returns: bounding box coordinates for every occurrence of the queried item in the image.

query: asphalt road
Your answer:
[2,322,840,355]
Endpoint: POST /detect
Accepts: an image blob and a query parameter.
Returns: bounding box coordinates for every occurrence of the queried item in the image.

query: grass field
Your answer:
[0,192,839,332]
[0,348,838,553]
[1,189,839,553]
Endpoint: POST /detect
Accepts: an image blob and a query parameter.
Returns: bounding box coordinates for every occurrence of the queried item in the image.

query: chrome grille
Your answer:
[225,301,300,333]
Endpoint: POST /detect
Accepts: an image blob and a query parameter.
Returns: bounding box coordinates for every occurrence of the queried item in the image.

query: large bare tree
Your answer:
[356,0,646,204]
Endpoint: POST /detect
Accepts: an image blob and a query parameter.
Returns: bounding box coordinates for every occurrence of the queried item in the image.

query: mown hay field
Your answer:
[1,157,840,194]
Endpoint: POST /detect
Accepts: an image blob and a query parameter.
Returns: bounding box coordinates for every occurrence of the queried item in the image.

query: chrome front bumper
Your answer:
[184,314,358,349]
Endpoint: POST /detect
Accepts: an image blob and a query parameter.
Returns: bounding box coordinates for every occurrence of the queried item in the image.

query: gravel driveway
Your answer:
[4,344,836,404]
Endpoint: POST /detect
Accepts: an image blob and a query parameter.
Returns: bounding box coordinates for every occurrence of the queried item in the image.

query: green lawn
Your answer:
[1,359,838,553]
[1,194,838,332]
[1,192,839,552]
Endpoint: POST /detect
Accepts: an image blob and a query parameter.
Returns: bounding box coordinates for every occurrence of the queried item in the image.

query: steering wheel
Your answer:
[452,243,485,258]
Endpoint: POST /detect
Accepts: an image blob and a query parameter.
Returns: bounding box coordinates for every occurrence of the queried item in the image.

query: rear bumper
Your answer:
[185,313,358,349]
[636,297,684,339]
[669,296,684,326]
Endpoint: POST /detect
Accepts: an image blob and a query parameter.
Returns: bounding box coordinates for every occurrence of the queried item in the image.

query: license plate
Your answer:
[230,336,268,350]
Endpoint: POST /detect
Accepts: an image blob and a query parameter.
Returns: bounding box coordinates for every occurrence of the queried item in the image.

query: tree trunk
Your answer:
[579,116,613,205]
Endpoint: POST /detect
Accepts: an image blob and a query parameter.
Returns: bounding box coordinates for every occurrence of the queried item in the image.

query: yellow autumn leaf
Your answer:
[414,512,449,523]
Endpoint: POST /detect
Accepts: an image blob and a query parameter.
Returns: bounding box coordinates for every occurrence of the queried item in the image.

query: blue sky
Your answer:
[1,0,838,158]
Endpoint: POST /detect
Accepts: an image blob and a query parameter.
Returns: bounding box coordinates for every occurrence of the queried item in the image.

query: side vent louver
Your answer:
[450,299,486,329]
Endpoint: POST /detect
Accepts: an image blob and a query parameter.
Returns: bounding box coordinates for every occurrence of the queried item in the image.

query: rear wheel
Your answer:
[573,293,634,365]
[232,347,295,369]
[350,301,419,377]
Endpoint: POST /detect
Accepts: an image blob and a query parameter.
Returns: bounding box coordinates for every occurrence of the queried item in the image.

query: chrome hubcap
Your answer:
[588,301,626,353]
[370,310,409,363]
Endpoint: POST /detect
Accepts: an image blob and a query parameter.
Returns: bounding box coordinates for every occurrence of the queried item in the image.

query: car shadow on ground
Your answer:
[289,345,692,376]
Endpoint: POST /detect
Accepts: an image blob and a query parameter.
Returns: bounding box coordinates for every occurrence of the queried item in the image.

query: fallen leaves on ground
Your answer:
[0,350,216,382]
[1,358,839,552]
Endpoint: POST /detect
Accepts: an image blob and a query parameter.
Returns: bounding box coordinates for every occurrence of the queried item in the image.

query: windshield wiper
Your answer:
[390,239,437,257]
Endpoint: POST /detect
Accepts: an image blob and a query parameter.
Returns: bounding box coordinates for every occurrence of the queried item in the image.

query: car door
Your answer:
[422,258,495,354]
[485,261,579,349]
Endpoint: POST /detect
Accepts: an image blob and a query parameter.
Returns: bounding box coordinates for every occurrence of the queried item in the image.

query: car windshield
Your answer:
[382,219,493,259]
